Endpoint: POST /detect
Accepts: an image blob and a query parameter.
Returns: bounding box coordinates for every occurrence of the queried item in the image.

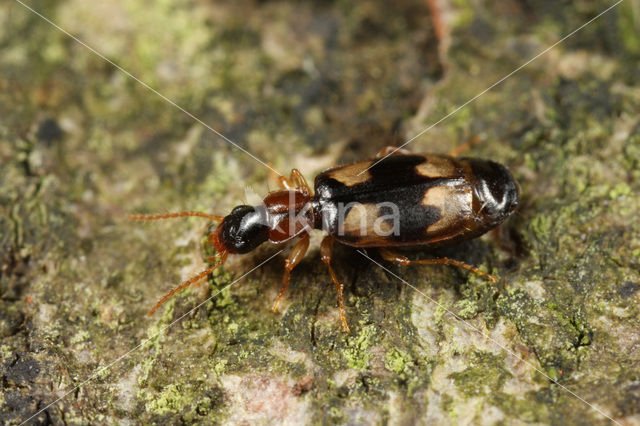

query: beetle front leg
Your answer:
[378,248,498,283]
[272,233,310,313]
[320,236,350,332]
[273,169,313,196]
[289,169,313,196]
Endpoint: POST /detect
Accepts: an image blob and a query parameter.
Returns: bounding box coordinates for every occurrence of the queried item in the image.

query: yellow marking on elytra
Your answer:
[422,185,472,234]
[328,161,374,187]
[414,155,459,178]
[342,203,382,235]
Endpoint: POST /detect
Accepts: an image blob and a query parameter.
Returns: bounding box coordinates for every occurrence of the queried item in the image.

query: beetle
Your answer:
[130,146,519,332]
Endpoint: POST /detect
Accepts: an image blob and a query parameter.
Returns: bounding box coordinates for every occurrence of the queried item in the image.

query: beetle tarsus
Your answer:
[378,248,498,283]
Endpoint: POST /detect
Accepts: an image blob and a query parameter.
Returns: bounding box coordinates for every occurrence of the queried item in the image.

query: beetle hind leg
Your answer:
[378,248,498,283]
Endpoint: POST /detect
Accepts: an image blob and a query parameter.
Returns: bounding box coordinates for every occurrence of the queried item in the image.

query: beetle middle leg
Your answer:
[378,248,498,283]
[272,233,310,313]
[320,236,350,332]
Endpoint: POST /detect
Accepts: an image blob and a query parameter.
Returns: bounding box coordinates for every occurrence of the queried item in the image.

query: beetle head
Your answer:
[215,205,270,254]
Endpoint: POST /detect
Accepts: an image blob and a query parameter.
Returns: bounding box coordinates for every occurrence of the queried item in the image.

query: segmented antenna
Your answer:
[147,252,228,316]
[129,211,224,222]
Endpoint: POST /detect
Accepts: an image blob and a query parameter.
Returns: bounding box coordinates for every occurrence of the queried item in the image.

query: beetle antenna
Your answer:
[129,211,224,222]
[147,251,228,316]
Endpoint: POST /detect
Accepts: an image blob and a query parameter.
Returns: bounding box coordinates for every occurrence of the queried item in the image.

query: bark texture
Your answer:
[1,0,639,424]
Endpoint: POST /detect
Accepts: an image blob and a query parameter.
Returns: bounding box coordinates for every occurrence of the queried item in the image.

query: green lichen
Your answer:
[609,182,633,199]
[452,298,480,320]
[213,359,227,377]
[70,330,90,345]
[449,351,512,398]
[343,324,378,370]
[143,384,187,415]
[384,348,413,376]
[618,0,640,55]
[530,214,553,240]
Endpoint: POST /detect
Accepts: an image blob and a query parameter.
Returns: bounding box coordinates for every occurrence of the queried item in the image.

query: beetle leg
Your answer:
[278,174,295,190]
[276,169,313,195]
[267,164,307,192]
[272,233,310,313]
[448,135,482,157]
[375,146,411,158]
[378,248,498,283]
[320,236,350,332]
[290,169,313,196]
[426,0,445,45]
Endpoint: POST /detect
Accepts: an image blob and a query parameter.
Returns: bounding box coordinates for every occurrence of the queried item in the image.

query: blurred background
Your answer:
[1,0,639,424]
